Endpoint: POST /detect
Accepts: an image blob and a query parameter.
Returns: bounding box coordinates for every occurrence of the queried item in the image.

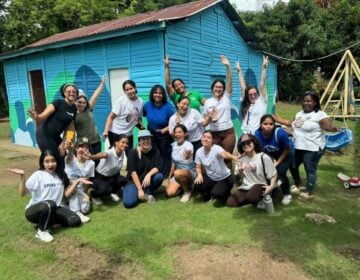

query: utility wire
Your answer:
[262,40,360,62]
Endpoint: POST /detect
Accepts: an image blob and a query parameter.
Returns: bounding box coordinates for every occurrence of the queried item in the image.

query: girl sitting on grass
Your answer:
[7,150,91,242]
[166,124,195,203]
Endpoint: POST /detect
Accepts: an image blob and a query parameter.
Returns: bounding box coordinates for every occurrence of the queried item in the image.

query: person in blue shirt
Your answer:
[143,85,175,176]
[255,114,294,205]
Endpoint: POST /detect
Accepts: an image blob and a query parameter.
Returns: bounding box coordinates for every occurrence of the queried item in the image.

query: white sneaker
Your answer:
[145,194,156,203]
[290,185,300,195]
[257,199,266,210]
[281,194,292,206]
[92,197,103,205]
[35,229,54,243]
[180,192,191,203]
[110,193,120,202]
[76,211,90,223]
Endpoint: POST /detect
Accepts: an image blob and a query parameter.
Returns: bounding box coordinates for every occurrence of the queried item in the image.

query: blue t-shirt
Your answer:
[143,101,174,132]
[255,127,294,159]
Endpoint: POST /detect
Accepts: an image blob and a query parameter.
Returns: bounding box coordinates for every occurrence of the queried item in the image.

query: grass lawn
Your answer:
[0,102,359,279]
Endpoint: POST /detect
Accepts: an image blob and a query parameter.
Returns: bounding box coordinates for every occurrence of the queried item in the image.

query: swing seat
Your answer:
[325,128,353,152]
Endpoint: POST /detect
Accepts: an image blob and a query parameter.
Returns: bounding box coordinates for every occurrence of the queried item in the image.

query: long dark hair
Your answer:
[303,91,321,112]
[122,80,137,92]
[241,86,259,118]
[39,150,69,187]
[76,94,90,111]
[149,84,167,105]
[172,78,186,90]
[237,134,262,154]
[211,79,226,92]
[258,114,275,132]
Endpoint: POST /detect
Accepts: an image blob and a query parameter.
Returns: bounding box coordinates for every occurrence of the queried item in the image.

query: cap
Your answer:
[138,130,152,139]
[77,137,90,146]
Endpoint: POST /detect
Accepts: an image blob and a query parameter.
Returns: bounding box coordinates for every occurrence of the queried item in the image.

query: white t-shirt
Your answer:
[96,147,125,177]
[292,110,329,151]
[203,92,233,131]
[110,95,144,136]
[236,153,277,190]
[195,144,230,181]
[65,155,95,180]
[242,94,267,134]
[171,140,194,166]
[25,170,64,209]
[168,109,204,142]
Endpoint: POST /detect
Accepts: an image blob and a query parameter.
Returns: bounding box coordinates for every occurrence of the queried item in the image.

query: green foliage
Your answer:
[241,0,360,100]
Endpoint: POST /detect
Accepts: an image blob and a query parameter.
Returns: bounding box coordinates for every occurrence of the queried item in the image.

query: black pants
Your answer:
[226,184,265,207]
[195,174,233,202]
[150,130,173,176]
[92,172,127,198]
[25,200,81,230]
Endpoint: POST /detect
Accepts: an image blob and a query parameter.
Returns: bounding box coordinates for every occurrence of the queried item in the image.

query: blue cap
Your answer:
[138,130,152,139]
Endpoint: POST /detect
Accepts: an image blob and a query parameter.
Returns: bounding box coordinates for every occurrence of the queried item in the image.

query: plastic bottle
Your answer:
[264,194,275,214]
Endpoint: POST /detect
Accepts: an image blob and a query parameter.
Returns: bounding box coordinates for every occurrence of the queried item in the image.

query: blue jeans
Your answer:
[290,149,324,193]
[123,172,164,208]
[276,150,294,195]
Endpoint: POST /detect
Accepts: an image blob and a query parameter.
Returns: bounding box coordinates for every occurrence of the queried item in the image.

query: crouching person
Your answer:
[226,134,277,208]
[194,130,238,203]
[7,150,81,243]
[89,134,128,205]
[123,130,164,208]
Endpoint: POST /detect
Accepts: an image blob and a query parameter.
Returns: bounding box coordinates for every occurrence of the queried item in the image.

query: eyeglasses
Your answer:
[241,140,253,147]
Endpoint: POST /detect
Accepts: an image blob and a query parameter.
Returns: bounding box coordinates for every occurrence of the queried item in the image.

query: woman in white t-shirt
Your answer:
[236,55,269,134]
[168,96,211,155]
[65,137,95,223]
[7,150,90,242]
[226,134,277,208]
[103,80,144,151]
[166,124,196,203]
[203,55,236,168]
[194,130,239,203]
[88,134,128,205]
[275,91,338,199]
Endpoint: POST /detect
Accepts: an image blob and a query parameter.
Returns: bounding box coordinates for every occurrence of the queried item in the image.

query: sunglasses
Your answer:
[241,139,253,147]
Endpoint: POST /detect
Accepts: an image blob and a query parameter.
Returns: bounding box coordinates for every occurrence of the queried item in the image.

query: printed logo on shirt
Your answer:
[126,107,140,123]
[44,183,60,188]
[66,112,75,117]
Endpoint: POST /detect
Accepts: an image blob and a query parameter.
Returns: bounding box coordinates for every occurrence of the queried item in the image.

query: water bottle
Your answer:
[264,194,275,214]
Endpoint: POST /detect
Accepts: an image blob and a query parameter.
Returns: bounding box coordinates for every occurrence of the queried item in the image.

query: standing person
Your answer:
[123,130,164,208]
[143,84,175,176]
[168,96,211,155]
[88,134,129,205]
[166,124,195,203]
[102,80,144,150]
[254,114,294,205]
[226,134,277,208]
[27,83,78,167]
[7,150,83,243]
[274,91,339,199]
[75,75,106,154]
[203,55,236,168]
[236,55,269,134]
[194,130,238,203]
[164,55,205,112]
[64,137,95,223]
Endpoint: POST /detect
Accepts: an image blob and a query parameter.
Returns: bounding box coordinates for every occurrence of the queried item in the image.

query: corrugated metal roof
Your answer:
[25,0,222,49]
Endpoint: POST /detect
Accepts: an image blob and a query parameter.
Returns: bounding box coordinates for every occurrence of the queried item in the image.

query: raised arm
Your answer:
[164,55,175,97]
[260,55,269,99]
[235,60,246,100]
[27,104,55,122]
[7,168,27,196]
[221,55,232,95]
[88,75,106,109]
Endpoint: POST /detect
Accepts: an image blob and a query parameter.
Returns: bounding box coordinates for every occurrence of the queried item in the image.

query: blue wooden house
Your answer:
[0,0,277,147]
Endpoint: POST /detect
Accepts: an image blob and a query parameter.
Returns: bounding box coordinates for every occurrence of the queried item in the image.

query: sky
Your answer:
[230,0,289,11]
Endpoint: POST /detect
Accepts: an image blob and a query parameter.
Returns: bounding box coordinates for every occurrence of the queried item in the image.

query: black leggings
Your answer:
[226,184,265,207]
[195,174,233,202]
[25,200,81,230]
[92,172,127,198]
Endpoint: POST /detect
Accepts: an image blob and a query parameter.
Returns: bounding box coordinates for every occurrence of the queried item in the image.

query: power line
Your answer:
[262,40,360,62]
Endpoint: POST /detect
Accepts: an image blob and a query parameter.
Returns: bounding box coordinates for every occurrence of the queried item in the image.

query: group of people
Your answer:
[8,55,339,243]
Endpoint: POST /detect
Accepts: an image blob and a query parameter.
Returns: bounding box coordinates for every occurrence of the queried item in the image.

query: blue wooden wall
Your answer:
[3,3,277,147]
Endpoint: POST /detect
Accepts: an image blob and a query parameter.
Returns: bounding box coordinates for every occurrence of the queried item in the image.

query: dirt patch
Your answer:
[173,244,310,280]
